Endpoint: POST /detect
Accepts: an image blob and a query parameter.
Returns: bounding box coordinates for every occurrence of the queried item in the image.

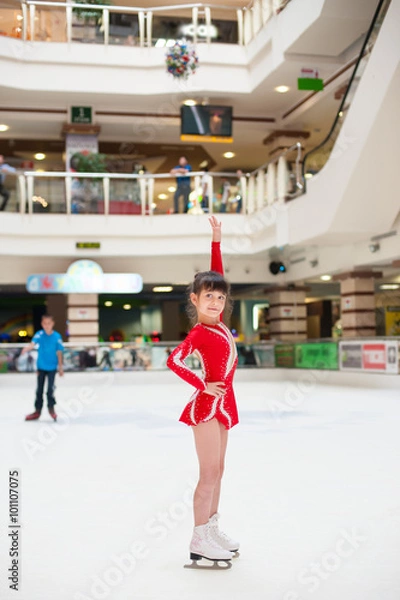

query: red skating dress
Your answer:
[167,242,239,430]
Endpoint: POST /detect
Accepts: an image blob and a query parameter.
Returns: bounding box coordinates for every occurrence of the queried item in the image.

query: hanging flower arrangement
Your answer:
[165,41,198,80]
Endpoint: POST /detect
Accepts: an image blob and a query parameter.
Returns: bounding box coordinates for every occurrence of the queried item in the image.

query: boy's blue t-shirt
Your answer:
[32,330,64,371]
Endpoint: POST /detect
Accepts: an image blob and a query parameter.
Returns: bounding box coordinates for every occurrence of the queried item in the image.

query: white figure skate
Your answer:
[184,524,233,570]
[208,513,240,557]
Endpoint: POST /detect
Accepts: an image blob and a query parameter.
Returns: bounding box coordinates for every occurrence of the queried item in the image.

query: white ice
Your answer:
[0,369,400,600]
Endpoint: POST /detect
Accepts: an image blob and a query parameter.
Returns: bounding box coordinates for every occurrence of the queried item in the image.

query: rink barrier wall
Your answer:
[0,339,399,375]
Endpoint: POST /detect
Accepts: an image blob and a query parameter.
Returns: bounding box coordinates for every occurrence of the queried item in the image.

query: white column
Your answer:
[65,176,72,214]
[103,9,109,45]
[66,5,72,44]
[240,175,247,213]
[277,155,289,204]
[266,162,276,205]
[244,10,252,44]
[18,175,26,214]
[27,176,34,215]
[29,4,35,41]
[204,7,211,44]
[139,177,146,215]
[103,177,110,215]
[262,0,273,24]
[236,9,244,45]
[192,7,198,45]
[138,12,145,47]
[147,177,154,214]
[247,175,255,214]
[146,11,153,47]
[256,169,265,211]
[252,0,262,36]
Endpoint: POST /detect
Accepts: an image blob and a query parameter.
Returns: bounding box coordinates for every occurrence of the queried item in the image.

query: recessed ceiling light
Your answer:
[123,304,132,310]
[168,186,176,193]
[0,124,9,132]
[158,193,168,200]
[274,85,290,93]
[223,152,235,159]
[153,286,173,293]
[34,153,46,160]
[380,284,400,290]
[104,301,113,307]
[183,99,196,106]
[320,275,332,281]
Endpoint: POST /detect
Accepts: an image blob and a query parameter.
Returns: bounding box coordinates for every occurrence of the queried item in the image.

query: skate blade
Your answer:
[184,556,232,570]
[232,551,240,558]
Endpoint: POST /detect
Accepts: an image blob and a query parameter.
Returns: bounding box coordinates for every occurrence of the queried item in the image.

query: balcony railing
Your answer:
[0,0,292,47]
[1,144,304,216]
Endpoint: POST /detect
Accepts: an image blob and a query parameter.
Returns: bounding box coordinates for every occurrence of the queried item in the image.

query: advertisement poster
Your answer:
[275,344,295,368]
[294,342,338,370]
[339,340,399,374]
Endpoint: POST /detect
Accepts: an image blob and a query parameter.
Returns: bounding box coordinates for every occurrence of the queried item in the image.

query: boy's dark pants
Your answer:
[35,370,57,411]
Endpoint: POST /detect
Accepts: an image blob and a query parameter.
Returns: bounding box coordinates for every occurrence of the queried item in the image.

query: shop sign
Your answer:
[26,260,143,294]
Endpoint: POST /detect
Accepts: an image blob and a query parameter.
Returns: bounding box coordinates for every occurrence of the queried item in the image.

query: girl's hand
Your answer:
[209,215,222,242]
[205,382,226,398]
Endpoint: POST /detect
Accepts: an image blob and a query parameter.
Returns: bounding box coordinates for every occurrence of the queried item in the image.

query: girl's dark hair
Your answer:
[186,270,233,326]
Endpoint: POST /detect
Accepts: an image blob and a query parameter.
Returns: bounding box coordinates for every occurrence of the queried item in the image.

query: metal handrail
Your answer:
[24,1,243,12]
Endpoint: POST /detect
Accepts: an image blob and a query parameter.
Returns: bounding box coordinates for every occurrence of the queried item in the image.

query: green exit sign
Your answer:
[71,106,92,124]
[76,242,101,249]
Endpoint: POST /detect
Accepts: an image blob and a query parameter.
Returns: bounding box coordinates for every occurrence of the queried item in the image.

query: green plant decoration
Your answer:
[73,0,111,25]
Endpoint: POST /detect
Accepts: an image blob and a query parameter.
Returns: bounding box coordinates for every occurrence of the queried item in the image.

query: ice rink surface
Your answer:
[0,369,400,600]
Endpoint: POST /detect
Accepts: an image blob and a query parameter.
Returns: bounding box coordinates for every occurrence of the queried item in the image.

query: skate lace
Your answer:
[206,526,223,548]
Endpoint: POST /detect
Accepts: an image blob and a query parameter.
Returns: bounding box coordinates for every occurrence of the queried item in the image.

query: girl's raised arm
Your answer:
[209,216,223,275]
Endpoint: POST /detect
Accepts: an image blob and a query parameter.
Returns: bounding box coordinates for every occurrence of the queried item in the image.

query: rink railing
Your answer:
[1,0,292,47]
[0,338,399,375]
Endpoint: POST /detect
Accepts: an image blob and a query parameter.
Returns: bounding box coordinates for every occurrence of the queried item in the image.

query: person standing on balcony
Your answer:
[0,155,17,211]
[170,156,192,214]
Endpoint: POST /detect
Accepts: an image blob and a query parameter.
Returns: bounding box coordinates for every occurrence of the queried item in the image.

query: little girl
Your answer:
[167,216,239,567]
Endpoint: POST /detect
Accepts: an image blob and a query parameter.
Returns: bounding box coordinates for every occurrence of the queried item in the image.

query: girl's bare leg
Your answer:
[192,419,223,526]
[209,421,228,517]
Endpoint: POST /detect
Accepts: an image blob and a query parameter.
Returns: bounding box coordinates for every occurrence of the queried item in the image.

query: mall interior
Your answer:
[0,0,399,361]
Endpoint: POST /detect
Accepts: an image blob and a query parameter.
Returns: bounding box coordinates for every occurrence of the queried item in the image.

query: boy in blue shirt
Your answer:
[22,315,64,421]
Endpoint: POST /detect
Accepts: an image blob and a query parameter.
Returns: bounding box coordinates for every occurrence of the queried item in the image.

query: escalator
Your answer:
[285,0,400,245]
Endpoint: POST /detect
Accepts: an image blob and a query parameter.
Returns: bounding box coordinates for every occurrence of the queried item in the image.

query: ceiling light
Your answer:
[0,124,9,132]
[34,153,46,160]
[123,304,131,310]
[153,286,173,293]
[274,85,290,93]
[338,111,343,117]
[320,275,332,281]
[369,242,380,253]
[104,301,113,307]
[17,14,23,20]
[183,99,197,106]
[223,152,235,159]
[379,284,400,290]
[18,330,28,337]
[168,186,176,193]
[304,172,313,179]
[158,193,168,200]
